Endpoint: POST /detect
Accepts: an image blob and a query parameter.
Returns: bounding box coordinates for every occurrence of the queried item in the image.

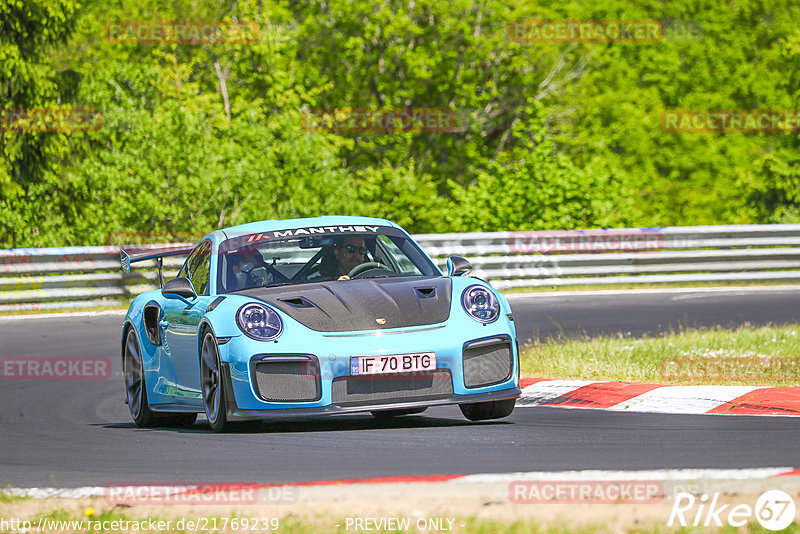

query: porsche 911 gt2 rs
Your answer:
[120,216,520,432]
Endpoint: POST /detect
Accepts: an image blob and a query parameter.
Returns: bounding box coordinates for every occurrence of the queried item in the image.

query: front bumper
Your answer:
[224,372,519,419]
[218,318,520,419]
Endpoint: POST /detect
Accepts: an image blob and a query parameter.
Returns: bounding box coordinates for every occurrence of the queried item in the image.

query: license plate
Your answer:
[350,352,436,376]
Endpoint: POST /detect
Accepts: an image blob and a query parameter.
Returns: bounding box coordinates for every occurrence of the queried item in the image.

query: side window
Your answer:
[376,235,421,275]
[183,241,212,295]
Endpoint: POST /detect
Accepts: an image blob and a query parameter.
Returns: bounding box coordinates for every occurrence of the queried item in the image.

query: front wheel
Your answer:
[200,330,233,432]
[459,399,516,421]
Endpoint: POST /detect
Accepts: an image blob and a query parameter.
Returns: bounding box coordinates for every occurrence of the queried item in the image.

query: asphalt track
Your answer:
[0,287,798,487]
[509,286,800,343]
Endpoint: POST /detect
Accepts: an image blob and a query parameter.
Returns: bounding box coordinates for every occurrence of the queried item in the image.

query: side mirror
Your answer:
[446,256,472,277]
[161,277,197,302]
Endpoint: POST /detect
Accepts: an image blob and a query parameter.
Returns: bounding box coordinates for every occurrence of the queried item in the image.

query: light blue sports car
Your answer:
[120,216,520,432]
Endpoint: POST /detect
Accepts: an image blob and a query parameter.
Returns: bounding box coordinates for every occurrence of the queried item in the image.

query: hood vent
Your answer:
[279,296,314,308]
[239,277,452,332]
[415,287,436,298]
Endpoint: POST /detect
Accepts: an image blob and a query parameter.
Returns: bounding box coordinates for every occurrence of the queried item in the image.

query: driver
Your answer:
[331,236,369,280]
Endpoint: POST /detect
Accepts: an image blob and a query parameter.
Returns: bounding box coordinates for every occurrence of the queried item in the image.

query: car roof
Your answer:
[204,216,401,243]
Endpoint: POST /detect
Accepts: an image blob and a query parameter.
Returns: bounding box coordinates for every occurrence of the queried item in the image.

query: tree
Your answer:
[0,0,80,245]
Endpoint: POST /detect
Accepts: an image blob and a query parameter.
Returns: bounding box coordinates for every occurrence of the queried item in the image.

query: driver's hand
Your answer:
[337,275,351,281]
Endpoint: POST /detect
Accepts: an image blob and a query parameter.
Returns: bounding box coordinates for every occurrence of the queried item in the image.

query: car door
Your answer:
[162,240,213,399]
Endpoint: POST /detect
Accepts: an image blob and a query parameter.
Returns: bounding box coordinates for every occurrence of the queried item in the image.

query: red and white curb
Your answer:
[518,378,800,416]
[3,468,799,499]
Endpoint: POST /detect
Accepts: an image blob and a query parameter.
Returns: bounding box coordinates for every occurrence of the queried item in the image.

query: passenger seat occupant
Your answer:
[232,252,271,290]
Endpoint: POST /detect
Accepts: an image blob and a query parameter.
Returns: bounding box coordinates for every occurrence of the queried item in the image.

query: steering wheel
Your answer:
[348,261,386,279]
[241,262,290,286]
[246,267,270,288]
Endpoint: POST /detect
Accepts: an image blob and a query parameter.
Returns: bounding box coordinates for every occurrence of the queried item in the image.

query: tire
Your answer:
[459,399,516,421]
[371,407,427,418]
[124,328,158,427]
[200,329,234,432]
[124,327,199,428]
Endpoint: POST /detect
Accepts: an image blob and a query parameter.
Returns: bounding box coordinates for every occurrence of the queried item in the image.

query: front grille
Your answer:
[331,370,453,407]
[252,357,321,402]
[463,336,513,388]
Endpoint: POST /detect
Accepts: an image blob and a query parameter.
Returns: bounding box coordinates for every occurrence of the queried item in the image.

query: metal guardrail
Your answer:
[2,224,800,311]
[0,245,189,312]
[418,225,800,289]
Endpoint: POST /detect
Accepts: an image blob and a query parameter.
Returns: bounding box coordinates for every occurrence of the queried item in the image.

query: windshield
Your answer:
[216,225,440,293]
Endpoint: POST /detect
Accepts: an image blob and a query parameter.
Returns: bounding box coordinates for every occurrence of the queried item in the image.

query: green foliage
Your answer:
[0,0,80,240]
[1,0,800,247]
[549,0,800,225]
[352,159,448,233]
[4,0,357,246]
[293,0,569,186]
[453,101,634,231]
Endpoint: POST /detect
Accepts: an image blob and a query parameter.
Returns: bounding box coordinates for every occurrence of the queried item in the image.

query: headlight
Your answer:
[236,303,283,341]
[461,285,500,324]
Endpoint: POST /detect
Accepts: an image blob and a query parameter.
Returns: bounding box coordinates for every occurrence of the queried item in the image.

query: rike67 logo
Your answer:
[669,490,797,531]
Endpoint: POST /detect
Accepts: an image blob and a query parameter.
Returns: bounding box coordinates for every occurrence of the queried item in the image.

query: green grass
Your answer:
[520,324,800,386]
[0,510,551,534]
[0,509,796,533]
[0,492,28,504]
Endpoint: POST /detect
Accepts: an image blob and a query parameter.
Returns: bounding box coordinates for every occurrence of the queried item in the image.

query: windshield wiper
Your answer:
[262,281,295,288]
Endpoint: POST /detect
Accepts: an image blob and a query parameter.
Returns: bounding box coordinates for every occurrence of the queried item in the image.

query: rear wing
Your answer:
[120,246,194,287]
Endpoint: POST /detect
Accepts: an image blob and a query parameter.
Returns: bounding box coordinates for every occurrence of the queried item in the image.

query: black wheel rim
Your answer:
[201,334,221,424]
[124,330,143,418]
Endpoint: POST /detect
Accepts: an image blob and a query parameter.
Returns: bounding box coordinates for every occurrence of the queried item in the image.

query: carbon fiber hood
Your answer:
[237,277,452,332]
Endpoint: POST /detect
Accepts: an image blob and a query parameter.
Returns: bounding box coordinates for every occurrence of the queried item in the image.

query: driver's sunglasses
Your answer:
[341,244,368,255]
